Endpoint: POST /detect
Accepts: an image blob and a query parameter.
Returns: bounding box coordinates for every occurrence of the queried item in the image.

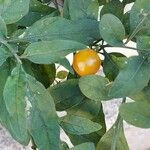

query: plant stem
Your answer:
[111,97,126,150]
[31,137,37,150]
[1,40,22,64]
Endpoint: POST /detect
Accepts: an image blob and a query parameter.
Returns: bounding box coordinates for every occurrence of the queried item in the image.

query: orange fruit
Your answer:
[73,49,101,76]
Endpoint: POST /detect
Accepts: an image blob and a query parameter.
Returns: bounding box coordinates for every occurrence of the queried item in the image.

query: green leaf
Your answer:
[109,56,150,98]
[130,0,150,35]
[122,12,130,36]
[0,47,10,66]
[57,70,68,79]
[100,0,124,20]
[99,14,125,46]
[60,114,102,135]
[68,99,101,120]
[120,102,150,128]
[130,85,150,103]
[96,119,129,150]
[0,61,30,145]
[21,17,100,45]
[63,0,99,20]
[0,16,7,38]
[79,75,111,101]
[137,36,150,51]
[17,0,57,27]
[67,100,106,146]
[103,51,127,81]
[3,65,30,144]
[49,79,84,111]
[22,40,86,64]
[58,58,74,74]
[71,142,95,150]
[3,65,26,115]
[0,0,30,24]
[26,74,60,150]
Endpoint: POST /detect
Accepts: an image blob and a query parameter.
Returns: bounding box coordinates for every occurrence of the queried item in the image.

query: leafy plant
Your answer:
[0,0,149,149]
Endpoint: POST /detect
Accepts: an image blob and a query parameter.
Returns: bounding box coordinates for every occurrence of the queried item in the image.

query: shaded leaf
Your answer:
[17,0,57,27]
[103,52,127,81]
[49,79,84,111]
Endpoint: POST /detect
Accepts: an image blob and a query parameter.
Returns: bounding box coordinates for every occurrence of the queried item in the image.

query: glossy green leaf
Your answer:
[26,74,60,150]
[130,0,150,35]
[60,114,102,135]
[22,40,86,64]
[21,17,100,45]
[100,14,125,46]
[96,119,129,150]
[64,0,99,20]
[0,47,10,66]
[100,0,124,20]
[49,79,84,111]
[79,75,111,101]
[0,16,7,38]
[109,56,150,98]
[103,52,127,81]
[120,102,150,128]
[0,0,30,24]
[71,142,95,150]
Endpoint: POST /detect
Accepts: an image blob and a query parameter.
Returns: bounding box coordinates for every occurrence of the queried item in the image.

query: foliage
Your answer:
[0,0,149,149]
